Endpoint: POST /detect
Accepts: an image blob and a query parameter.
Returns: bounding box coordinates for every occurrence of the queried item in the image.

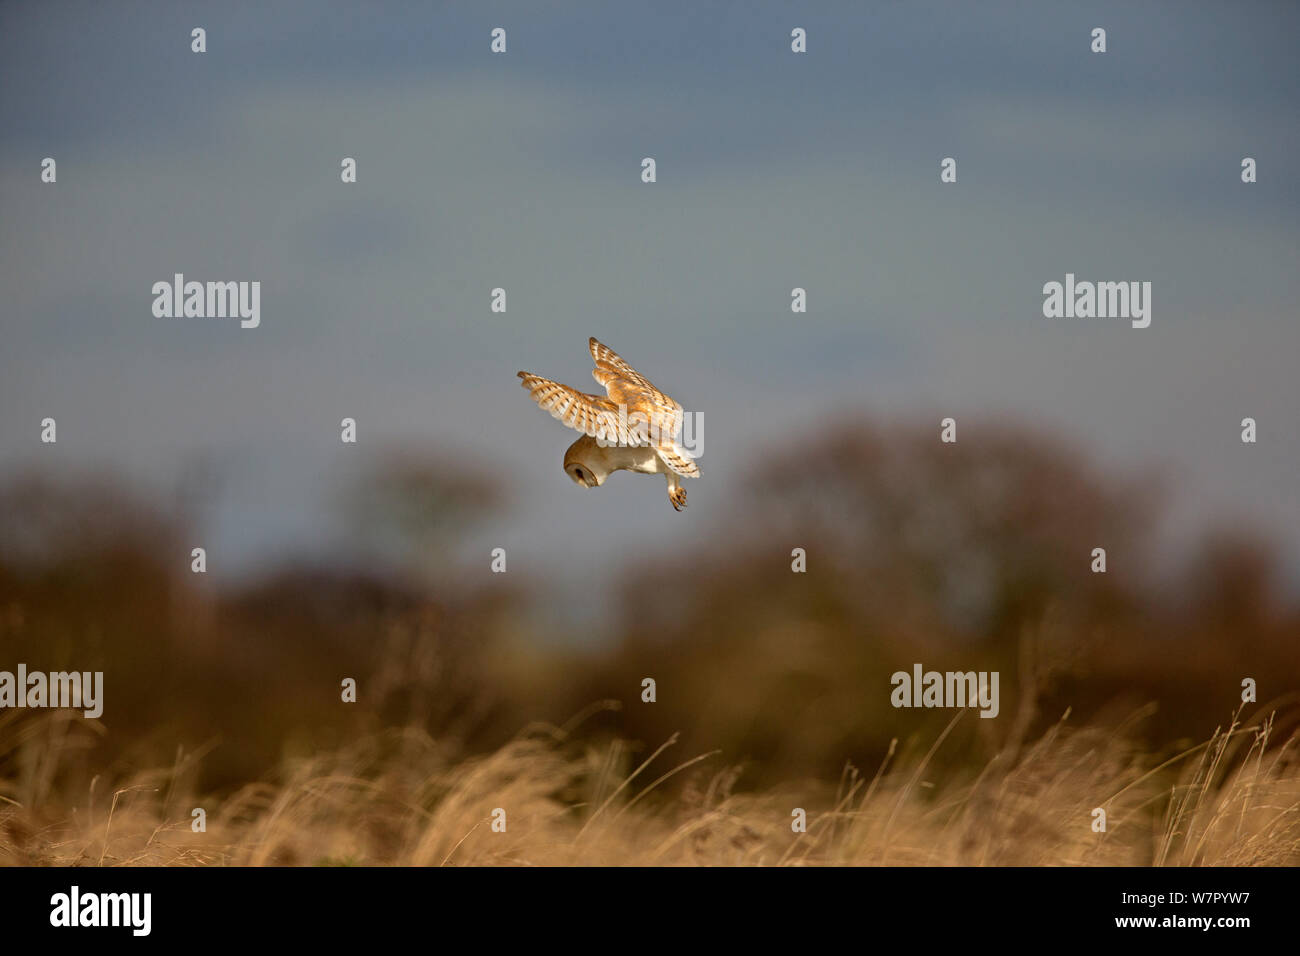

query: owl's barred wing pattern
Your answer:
[589,337,679,419]
[589,337,658,392]
[516,372,646,446]
[587,337,697,475]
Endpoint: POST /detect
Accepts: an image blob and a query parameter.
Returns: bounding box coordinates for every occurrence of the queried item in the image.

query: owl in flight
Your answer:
[518,338,700,510]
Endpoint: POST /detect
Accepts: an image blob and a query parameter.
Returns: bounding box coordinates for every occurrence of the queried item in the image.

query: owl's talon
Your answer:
[670,487,687,511]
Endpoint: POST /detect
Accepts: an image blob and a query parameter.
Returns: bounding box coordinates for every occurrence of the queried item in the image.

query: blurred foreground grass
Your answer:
[3,702,1296,866]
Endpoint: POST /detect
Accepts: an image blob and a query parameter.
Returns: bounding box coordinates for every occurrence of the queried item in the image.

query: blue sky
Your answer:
[2,1,1298,627]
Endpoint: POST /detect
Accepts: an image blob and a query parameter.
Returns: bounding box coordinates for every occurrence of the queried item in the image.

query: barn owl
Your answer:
[518,338,700,510]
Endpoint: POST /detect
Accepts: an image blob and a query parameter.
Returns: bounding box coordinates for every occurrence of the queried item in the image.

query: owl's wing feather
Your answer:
[589,337,658,392]
[588,335,685,430]
[517,371,645,445]
[586,337,702,478]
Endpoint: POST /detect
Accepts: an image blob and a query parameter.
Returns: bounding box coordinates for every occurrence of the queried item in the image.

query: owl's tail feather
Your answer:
[658,443,701,478]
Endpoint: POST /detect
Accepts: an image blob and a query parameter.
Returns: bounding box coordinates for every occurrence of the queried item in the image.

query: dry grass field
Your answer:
[4,702,1297,867]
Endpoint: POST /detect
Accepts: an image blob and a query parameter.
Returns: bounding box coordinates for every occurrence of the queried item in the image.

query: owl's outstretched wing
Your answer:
[587,337,700,478]
[589,337,661,393]
[516,371,642,446]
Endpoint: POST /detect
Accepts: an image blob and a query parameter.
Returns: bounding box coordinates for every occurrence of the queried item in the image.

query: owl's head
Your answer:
[563,434,610,488]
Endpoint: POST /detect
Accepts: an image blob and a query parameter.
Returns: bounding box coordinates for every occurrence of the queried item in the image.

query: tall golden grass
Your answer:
[3,702,1296,866]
